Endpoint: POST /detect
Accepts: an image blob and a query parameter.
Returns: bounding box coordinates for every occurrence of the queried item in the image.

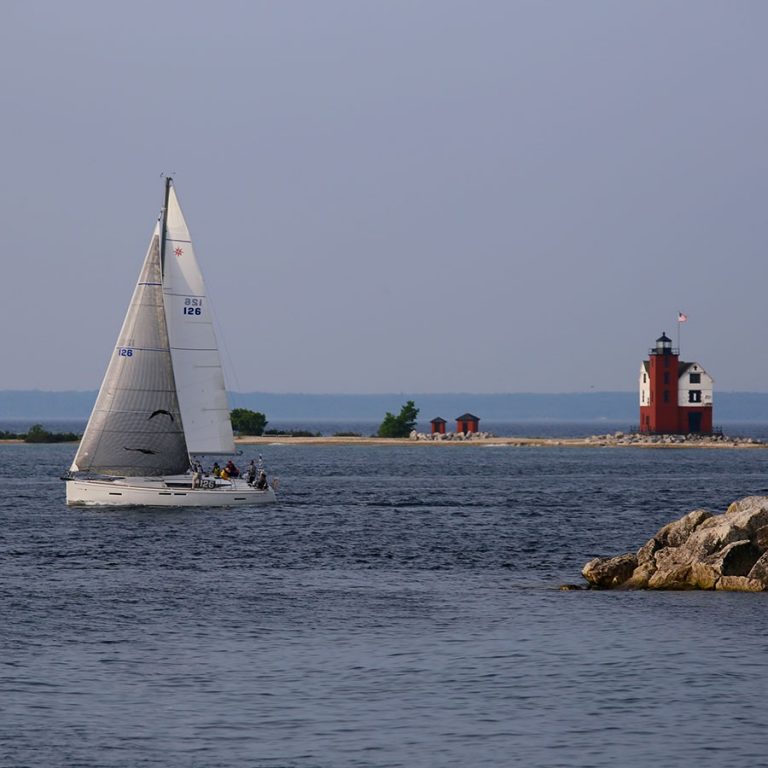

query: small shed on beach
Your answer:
[430,417,447,435]
[456,413,480,434]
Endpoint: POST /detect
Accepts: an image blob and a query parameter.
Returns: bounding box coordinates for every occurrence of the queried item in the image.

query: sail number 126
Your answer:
[183,297,203,316]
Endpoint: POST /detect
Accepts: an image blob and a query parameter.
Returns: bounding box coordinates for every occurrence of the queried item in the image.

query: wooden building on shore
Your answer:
[456,413,480,434]
[430,417,447,435]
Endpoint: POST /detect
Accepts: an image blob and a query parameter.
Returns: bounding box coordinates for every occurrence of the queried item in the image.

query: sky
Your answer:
[2,1,767,394]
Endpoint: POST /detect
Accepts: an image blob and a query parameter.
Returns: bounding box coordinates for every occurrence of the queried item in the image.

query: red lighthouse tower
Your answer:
[639,332,714,435]
[640,332,679,434]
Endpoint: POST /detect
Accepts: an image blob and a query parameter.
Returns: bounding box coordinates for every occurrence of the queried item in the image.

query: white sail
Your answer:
[67,179,277,507]
[71,225,189,476]
[162,184,235,456]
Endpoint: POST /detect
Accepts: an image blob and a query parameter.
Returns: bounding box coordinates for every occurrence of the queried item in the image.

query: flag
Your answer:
[678,312,688,323]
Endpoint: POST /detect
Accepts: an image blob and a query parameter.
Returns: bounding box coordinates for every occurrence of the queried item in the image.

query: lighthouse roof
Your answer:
[656,332,672,343]
[642,359,709,379]
[679,361,711,378]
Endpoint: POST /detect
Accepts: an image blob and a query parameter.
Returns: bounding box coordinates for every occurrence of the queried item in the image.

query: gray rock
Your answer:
[636,537,661,565]
[676,517,744,562]
[622,560,656,589]
[747,551,768,584]
[582,553,637,588]
[716,576,766,592]
[654,509,712,548]
[724,497,768,536]
[706,539,761,577]
[580,495,768,592]
[753,524,768,551]
[648,563,693,590]
[687,562,720,590]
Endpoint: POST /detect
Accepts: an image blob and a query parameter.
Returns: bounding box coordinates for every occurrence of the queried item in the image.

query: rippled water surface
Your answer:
[2,442,767,767]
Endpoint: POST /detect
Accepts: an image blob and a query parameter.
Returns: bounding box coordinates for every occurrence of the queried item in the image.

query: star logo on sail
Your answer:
[175,247,184,257]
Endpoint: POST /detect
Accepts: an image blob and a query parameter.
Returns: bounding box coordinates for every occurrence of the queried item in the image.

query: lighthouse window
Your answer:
[689,373,701,384]
[689,390,702,403]
[663,389,670,403]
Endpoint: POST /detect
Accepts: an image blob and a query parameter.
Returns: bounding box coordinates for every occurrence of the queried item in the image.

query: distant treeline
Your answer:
[0,424,80,443]
[6,390,768,422]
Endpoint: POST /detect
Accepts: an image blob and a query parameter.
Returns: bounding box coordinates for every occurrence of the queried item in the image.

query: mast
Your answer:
[159,176,172,273]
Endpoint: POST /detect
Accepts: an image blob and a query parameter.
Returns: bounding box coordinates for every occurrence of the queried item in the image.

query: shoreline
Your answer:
[235,435,765,448]
[1,436,763,449]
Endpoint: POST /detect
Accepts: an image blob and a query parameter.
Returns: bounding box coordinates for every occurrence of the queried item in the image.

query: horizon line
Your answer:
[3,389,768,396]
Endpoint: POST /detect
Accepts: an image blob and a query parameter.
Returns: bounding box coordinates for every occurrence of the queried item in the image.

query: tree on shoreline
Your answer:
[377,401,419,438]
[230,408,268,436]
[0,424,82,442]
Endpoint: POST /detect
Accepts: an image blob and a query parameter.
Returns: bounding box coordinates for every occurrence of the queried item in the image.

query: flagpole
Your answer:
[677,311,687,355]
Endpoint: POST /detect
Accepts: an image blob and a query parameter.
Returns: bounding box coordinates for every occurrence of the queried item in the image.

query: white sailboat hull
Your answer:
[66,476,277,507]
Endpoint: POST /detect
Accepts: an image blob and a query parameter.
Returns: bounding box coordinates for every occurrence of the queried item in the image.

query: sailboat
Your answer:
[65,178,277,507]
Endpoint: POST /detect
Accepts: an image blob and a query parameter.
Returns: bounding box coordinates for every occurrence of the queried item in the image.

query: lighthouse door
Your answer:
[688,412,702,433]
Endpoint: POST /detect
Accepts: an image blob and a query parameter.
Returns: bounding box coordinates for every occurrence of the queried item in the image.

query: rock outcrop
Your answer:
[411,430,495,441]
[582,496,768,591]
[583,431,761,447]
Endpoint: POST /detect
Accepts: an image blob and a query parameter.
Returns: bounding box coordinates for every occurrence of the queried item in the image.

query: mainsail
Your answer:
[71,226,189,475]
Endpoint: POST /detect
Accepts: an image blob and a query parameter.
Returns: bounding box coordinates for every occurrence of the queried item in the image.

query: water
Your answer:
[6,418,768,439]
[2,441,768,766]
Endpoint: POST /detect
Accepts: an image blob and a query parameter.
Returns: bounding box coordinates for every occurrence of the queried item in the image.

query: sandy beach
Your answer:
[234,435,765,449]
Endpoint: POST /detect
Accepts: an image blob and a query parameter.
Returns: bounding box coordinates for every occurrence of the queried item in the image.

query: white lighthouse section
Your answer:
[639,363,650,406]
[677,363,713,408]
[162,184,236,456]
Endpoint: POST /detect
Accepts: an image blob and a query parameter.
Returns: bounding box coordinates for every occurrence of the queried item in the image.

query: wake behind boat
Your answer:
[65,178,277,507]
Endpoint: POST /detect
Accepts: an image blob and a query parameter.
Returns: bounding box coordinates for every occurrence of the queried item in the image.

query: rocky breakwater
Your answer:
[410,430,495,441]
[582,496,768,591]
[584,431,761,447]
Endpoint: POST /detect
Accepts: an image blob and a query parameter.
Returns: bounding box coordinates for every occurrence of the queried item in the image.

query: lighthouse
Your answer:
[639,332,713,434]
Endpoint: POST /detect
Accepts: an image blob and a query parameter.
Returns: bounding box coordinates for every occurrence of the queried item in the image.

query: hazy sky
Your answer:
[2,1,767,393]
